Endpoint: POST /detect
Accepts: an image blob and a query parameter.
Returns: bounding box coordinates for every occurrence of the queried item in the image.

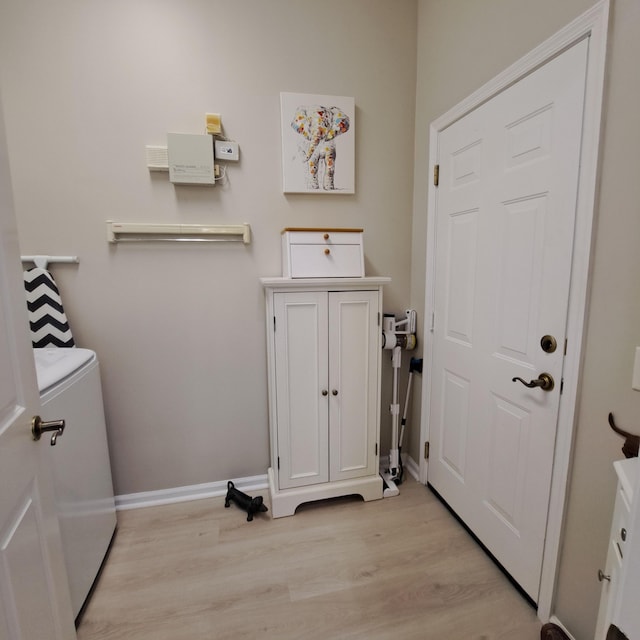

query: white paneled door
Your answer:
[0,98,76,638]
[428,38,589,602]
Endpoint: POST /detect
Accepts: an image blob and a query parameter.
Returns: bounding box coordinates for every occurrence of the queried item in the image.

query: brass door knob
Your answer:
[32,415,65,446]
[540,335,557,353]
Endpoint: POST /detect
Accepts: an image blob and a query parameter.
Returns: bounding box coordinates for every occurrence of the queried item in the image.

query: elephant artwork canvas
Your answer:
[280,92,355,194]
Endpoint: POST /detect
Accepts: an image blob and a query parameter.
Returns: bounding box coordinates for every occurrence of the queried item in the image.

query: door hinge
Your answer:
[564,338,568,356]
[375,442,378,456]
[277,456,280,469]
[424,441,430,459]
[433,164,440,187]
[378,312,380,327]
[273,316,276,331]
[560,378,564,394]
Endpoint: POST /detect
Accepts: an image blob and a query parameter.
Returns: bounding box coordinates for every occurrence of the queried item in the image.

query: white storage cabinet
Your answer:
[595,457,637,639]
[261,277,389,517]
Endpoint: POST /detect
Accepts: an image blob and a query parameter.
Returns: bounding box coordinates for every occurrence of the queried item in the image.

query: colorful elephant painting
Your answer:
[290,105,351,190]
[281,93,354,194]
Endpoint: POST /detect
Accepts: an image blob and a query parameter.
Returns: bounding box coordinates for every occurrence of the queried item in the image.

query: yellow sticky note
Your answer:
[206,113,221,135]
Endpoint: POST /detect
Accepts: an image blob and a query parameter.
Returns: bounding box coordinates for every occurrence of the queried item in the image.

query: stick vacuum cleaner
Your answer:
[380,311,422,497]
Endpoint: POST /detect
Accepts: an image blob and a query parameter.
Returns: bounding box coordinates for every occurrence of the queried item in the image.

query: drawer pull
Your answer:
[621,527,627,542]
[598,569,611,582]
[324,248,331,255]
[324,233,330,240]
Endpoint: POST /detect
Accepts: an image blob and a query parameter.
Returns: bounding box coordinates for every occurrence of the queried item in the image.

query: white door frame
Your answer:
[419,0,610,621]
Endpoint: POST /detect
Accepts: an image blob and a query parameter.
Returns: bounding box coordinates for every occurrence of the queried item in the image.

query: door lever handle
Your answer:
[512,373,554,392]
[32,415,65,446]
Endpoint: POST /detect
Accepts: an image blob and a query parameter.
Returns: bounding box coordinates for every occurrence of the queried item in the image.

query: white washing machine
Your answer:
[34,348,117,620]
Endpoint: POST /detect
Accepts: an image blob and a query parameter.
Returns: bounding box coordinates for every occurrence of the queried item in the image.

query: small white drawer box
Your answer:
[281,228,364,278]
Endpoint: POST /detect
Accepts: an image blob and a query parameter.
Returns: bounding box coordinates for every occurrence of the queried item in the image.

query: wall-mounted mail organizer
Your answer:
[21,255,79,269]
[106,221,251,244]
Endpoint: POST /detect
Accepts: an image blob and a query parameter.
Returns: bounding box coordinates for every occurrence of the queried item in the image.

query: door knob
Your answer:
[540,335,557,353]
[32,415,65,446]
[512,372,555,392]
[321,389,328,396]
[332,389,339,396]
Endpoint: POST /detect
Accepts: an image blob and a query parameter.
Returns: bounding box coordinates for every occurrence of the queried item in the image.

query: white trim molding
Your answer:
[419,0,610,624]
[115,474,268,511]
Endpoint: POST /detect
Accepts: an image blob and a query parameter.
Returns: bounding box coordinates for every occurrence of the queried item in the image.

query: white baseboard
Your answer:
[116,457,421,512]
[404,455,420,481]
[548,616,576,640]
[115,473,268,511]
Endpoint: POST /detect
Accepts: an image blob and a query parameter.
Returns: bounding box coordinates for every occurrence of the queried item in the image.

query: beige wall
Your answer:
[412,0,640,637]
[0,1,417,494]
[3,0,640,636]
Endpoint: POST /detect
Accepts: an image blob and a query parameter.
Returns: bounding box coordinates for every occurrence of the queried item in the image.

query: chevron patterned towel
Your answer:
[24,268,75,348]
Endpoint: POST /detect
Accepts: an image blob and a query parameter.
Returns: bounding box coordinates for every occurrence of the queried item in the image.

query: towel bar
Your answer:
[106,221,251,244]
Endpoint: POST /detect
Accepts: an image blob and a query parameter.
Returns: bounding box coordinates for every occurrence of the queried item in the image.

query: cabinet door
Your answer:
[595,537,622,639]
[596,482,628,639]
[328,290,379,482]
[274,292,329,489]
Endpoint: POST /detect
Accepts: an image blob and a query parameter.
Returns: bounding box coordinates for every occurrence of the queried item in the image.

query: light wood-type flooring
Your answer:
[76,478,542,639]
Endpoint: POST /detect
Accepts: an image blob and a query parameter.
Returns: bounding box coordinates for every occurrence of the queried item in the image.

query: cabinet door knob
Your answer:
[324,233,330,240]
[321,390,328,396]
[598,569,611,582]
[621,528,627,542]
[332,389,338,396]
[324,248,331,255]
